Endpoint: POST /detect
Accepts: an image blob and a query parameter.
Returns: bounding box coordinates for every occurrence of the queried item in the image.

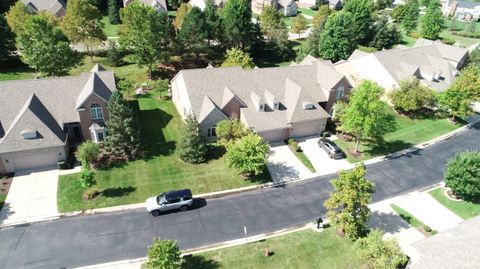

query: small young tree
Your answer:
[389,78,436,113]
[216,119,249,146]
[79,166,96,188]
[259,6,284,42]
[226,133,269,176]
[437,86,475,122]
[16,15,81,76]
[340,80,397,152]
[147,238,182,269]
[221,48,256,69]
[355,229,409,269]
[420,0,444,40]
[108,0,120,24]
[324,164,375,240]
[105,91,142,159]
[76,141,100,165]
[177,114,207,164]
[319,11,358,62]
[291,14,309,38]
[444,151,480,200]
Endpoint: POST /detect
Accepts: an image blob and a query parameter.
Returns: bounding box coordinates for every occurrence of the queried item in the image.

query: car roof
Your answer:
[164,189,192,199]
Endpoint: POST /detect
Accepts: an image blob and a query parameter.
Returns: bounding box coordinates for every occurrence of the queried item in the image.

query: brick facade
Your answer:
[78,94,109,141]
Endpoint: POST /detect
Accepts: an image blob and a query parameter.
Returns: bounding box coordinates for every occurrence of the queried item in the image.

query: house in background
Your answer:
[170,57,350,143]
[20,0,66,17]
[123,0,168,13]
[334,38,469,92]
[0,65,115,174]
[188,0,226,10]
[252,0,298,17]
[443,0,480,21]
[297,0,342,10]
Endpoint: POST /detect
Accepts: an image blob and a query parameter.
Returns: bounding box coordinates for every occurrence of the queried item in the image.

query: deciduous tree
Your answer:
[226,133,269,176]
[108,0,120,24]
[5,1,31,34]
[221,0,253,49]
[444,151,480,200]
[216,120,249,146]
[147,238,182,269]
[342,0,376,44]
[370,15,401,50]
[76,141,100,165]
[221,48,255,68]
[178,6,208,60]
[319,12,358,62]
[389,78,436,113]
[402,0,419,34]
[324,164,375,240]
[173,3,191,31]
[420,0,444,40]
[0,15,15,65]
[177,114,207,164]
[339,80,397,152]
[17,15,81,76]
[291,14,309,37]
[119,2,173,77]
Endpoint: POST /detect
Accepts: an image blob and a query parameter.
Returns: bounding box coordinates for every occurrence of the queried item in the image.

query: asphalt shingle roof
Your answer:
[21,0,66,16]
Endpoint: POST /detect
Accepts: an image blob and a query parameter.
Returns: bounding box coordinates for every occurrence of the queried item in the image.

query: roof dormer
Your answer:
[250,92,265,112]
[264,90,279,110]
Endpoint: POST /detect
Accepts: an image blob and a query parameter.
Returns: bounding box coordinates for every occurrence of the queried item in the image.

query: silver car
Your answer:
[146,189,193,216]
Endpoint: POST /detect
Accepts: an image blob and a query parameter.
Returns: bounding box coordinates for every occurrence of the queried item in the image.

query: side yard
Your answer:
[57,97,270,212]
[429,188,480,220]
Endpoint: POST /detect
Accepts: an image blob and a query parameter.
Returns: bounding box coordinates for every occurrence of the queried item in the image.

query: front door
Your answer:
[73,126,81,139]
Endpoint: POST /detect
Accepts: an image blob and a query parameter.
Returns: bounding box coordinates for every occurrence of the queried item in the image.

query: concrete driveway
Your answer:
[267,143,313,183]
[0,167,60,226]
[298,136,352,176]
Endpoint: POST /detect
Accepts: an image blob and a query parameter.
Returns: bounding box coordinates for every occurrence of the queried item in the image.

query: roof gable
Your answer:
[76,72,112,109]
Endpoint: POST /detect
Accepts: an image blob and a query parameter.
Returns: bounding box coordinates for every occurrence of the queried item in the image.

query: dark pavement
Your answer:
[1,121,480,269]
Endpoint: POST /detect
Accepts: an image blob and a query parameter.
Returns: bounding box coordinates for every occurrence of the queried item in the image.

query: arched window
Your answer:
[90,104,103,120]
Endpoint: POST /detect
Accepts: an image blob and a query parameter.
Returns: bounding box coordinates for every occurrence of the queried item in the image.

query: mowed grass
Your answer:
[391,204,426,229]
[0,194,6,210]
[298,8,317,17]
[336,110,462,163]
[101,16,119,37]
[183,228,363,269]
[292,149,316,173]
[57,98,270,212]
[429,188,480,220]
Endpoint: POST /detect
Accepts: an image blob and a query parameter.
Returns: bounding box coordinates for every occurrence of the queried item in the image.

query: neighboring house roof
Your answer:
[456,0,480,9]
[188,0,226,10]
[123,0,168,12]
[334,40,468,91]
[0,65,115,153]
[176,61,345,132]
[21,0,66,16]
[411,216,480,269]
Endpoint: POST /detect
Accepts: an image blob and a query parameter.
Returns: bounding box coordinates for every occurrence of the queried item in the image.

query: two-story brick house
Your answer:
[0,64,116,173]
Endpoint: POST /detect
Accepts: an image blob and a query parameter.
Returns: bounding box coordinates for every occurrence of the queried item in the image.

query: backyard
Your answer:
[336,109,463,163]
[173,228,363,269]
[57,97,270,212]
[429,188,480,220]
[101,16,119,38]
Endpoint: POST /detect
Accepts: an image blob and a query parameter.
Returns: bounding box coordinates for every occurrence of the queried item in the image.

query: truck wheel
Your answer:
[180,205,189,211]
[152,210,160,216]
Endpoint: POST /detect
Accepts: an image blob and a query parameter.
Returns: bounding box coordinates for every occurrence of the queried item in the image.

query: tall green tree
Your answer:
[108,0,120,25]
[221,0,253,49]
[292,14,309,37]
[5,1,31,35]
[444,151,480,200]
[173,3,191,31]
[389,78,436,113]
[204,0,222,46]
[0,0,16,14]
[147,238,182,269]
[312,5,332,30]
[324,164,375,240]
[466,19,476,33]
[17,15,81,76]
[221,48,256,68]
[177,114,207,164]
[319,12,358,62]
[0,14,15,65]
[259,6,284,42]
[370,15,401,50]
[402,0,419,34]
[391,4,408,22]
[216,120,249,146]
[420,0,444,40]
[340,80,397,152]
[342,0,376,44]
[178,7,208,60]
[119,2,173,77]
[226,133,269,176]
[296,5,332,60]
[105,91,143,159]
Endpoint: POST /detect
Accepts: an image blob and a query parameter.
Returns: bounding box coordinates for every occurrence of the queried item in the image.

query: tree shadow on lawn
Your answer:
[206,144,226,161]
[363,139,414,157]
[182,254,220,269]
[244,167,273,184]
[102,186,137,198]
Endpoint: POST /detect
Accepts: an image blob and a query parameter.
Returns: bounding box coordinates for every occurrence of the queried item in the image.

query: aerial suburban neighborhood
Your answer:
[0,0,479,267]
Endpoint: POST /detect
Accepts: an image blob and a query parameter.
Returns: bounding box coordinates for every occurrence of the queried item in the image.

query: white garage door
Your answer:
[292,120,324,138]
[257,129,287,142]
[10,149,62,171]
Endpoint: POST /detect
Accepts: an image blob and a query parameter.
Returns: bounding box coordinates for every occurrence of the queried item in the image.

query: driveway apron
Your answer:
[267,143,313,183]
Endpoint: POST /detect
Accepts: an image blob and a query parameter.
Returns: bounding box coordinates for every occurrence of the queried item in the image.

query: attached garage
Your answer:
[0,146,66,173]
[291,119,326,138]
[257,128,289,143]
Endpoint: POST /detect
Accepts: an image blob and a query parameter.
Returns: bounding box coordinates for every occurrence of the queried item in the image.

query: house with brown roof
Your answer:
[170,58,350,142]
[123,0,168,13]
[21,0,66,17]
[0,65,116,173]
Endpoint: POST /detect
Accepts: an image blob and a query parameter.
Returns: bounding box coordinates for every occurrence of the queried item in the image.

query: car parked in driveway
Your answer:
[318,138,345,159]
[146,189,193,216]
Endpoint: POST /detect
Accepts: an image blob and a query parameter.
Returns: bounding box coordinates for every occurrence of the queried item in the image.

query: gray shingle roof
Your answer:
[456,0,480,9]
[21,0,66,16]
[76,72,113,109]
[177,62,342,132]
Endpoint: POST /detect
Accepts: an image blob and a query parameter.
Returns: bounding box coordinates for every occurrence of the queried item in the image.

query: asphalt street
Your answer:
[1,122,480,269]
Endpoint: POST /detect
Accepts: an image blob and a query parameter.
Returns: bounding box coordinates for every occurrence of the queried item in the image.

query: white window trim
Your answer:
[336,86,344,100]
[90,104,104,120]
[91,129,107,143]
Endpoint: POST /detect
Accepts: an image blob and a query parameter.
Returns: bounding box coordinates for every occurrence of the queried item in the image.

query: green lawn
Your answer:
[284,15,312,28]
[292,148,316,173]
[336,109,462,163]
[0,194,6,211]
[57,97,270,212]
[298,8,317,17]
[429,188,480,220]
[0,67,36,81]
[391,204,437,235]
[101,16,119,37]
[181,228,363,269]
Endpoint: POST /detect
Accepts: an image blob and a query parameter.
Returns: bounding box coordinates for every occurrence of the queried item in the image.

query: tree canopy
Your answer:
[108,0,120,24]
[216,120,249,146]
[76,141,100,165]
[444,151,480,200]
[221,48,256,68]
[5,1,31,35]
[402,0,419,34]
[420,0,444,40]
[16,15,81,76]
[389,78,436,113]
[173,3,191,31]
[226,133,269,176]
[291,14,309,37]
[339,80,397,152]
[177,114,207,164]
[342,0,376,44]
[221,0,253,49]
[178,6,208,59]
[370,15,401,50]
[324,164,375,240]
[0,14,15,65]
[319,11,358,62]
[147,238,182,269]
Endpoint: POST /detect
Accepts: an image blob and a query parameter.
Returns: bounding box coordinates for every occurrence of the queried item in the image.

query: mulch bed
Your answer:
[347,148,362,158]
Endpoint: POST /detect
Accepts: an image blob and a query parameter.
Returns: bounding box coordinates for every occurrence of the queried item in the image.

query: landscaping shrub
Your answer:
[57,161,67,170]
[310,5,319,10]
[453,31,480,38]
[79,166,96,188]
[389,78,436,114]
[355,229,409,269]
[216,120,249,147]
[444,151,480,200]
[147,238,182,269]
[322,131,330,138]
[288,138,300,152]
[423,225,432,232]
[408,31,422,39]
[226,133,269,176]
[441,37,455,45]
[76,141,100,166]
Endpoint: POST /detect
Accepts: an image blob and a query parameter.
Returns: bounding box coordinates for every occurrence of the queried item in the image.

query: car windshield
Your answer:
[156,194,166,205]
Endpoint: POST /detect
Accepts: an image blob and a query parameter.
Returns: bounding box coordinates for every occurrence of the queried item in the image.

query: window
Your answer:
[336,86,344,100]
[259,104,265,111]
[97,132,104,142]
[167,198,181,204]
[90,104,103,120]
[207,126,217,137]
[274,103,279,110]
